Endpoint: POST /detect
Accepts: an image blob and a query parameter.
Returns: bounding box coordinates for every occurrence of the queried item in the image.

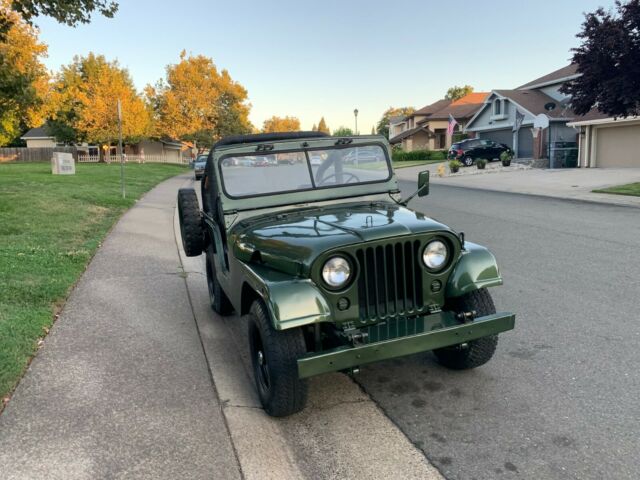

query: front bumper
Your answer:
[297,311,515,378]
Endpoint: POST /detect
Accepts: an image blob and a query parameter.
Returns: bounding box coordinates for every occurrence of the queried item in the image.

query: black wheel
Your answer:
[463,156,474,167]
[205,246,233,315]
[248,299,308,417]
[434,288,499,370]
[177,188,204,257]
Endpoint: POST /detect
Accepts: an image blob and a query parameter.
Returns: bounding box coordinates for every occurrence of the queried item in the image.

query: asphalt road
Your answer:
[355,182,640,480]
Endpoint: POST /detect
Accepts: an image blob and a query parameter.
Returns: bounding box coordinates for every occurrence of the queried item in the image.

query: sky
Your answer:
[35,0,616,133]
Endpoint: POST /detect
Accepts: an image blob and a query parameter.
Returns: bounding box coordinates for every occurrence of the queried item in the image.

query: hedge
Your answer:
[392,150,447,162]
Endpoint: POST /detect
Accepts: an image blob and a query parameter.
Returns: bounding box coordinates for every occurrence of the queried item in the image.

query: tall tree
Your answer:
[445,85,474,101]
[317,117,329,134]
[561,0,640,118]
[371,126,375,135]
[147,51,252,147]
[375,106,414,138]
[49,53,151,150]
[0,0,49,145]
[332,126,353,136]
[262,115,300,132]
[11,0,117,25]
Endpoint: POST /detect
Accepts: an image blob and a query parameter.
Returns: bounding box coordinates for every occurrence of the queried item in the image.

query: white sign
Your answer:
[51,152,76,175]
[533,114,550,130]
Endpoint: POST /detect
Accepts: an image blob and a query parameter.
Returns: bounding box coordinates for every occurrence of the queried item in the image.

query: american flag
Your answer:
[447,114,458,136]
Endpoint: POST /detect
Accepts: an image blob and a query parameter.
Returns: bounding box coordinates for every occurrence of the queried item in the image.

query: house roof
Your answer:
[450,92,489,105]
[21,126,54,139]
[389,115,408,124]
[567,108,620,126]
[389,125,433,144]
[412,99,452,117]
[494,89,575,118]
[517,64,579,89]
[419,92,489,122]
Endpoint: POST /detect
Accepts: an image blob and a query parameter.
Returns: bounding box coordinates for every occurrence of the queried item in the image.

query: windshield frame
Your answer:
[217,141,393,201]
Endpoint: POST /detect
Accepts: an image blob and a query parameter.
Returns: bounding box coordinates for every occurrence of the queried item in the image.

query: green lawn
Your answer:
[593,182,640,197]
[392,159,445,169]
[0,162,186,401]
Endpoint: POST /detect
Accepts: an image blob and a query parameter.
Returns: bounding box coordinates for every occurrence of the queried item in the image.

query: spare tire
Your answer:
[177,188,204,257]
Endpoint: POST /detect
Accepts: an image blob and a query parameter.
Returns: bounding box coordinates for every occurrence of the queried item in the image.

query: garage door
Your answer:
[479,129,512,149]
[596,124,640,167]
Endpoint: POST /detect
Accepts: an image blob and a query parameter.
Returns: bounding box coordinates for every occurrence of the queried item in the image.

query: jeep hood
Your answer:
[232,202,454,276]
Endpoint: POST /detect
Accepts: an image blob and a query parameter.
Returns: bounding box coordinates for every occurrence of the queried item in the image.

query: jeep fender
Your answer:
[241,263,332,330]
[445,242,503,298]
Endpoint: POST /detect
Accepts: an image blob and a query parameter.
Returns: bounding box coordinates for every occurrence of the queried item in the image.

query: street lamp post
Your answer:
[354,108,358,135]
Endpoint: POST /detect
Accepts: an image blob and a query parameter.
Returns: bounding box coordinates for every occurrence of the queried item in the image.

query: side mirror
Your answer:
[418,170,430,197]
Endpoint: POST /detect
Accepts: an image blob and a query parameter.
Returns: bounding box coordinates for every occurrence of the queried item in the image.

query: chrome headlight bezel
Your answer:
[321,256,353,290]
[422,239,449,271]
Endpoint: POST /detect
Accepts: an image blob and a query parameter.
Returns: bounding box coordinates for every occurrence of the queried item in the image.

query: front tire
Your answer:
[434,288,498,370]
[205,246,233,315]
[248,299,308,417]
[463,156,474,167]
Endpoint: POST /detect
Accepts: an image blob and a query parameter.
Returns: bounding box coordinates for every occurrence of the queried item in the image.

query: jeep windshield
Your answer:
[219,145,391,198]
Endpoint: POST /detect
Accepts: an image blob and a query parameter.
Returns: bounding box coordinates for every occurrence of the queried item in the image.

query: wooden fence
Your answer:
[0,147,78,163]
[0,147,189,165]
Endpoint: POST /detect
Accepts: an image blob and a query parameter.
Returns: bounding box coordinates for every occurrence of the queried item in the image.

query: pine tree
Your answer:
[317,117,329,134]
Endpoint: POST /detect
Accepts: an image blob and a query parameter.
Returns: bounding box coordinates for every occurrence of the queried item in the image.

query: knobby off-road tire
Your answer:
[434,288,499,370]
[205,245,233,315]
[248,299,308,417]
[177,188,204,257]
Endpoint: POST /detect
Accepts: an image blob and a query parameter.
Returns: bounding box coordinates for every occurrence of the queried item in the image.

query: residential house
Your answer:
[464,65,580,159]
[20,126,58,148]
[20,126,185,163]
[567,109,640,168]
[389,94,487,151]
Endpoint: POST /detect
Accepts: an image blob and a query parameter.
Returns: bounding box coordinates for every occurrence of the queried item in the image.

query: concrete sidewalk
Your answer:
[0,174,241,479]
[395,163,640,207]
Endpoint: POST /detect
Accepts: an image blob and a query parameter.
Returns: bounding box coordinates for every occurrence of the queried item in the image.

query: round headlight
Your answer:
[322,257,351,288]
[423,240,448,270]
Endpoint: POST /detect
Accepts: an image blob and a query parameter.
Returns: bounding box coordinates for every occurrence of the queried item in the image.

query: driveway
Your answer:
[356,181,640,480]
[395,164,640,207]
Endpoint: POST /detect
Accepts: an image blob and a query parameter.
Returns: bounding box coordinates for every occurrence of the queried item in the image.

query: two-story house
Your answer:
[389,94,487,152]
[463,65,580,159]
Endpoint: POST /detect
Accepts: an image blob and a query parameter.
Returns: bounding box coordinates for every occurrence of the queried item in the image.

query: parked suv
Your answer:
[449,138,512,166]
[178,132,515,416]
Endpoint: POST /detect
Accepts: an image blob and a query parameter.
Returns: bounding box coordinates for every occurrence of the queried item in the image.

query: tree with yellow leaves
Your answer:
[147,51,252,147]
[0,0,49,146]
[262,116,300,133]
[48,53,151,153]
[317,117,329,134]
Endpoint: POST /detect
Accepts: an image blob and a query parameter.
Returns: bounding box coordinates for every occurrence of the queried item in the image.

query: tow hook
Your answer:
[456,310,477,323]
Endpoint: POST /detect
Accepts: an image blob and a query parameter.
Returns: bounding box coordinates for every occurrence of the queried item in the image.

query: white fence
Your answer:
[77,153,188,164]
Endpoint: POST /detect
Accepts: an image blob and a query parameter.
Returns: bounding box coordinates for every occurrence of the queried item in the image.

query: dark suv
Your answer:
[448,139,512,166]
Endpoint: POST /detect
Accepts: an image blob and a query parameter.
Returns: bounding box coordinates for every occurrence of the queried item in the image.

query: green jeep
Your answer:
[177,132,515,417]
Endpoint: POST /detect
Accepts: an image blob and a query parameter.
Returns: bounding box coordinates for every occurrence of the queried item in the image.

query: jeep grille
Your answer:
[355,240,426,322]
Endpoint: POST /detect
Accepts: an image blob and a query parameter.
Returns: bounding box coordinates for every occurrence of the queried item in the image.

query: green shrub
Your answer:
[476,158,487,169]
[392,149,447,162]
[449,159,462,172]
[500,151,513,162]
[452,133,469,143]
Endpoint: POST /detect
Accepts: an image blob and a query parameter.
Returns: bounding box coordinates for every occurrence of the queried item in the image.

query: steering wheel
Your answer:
[316,172,361,185]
